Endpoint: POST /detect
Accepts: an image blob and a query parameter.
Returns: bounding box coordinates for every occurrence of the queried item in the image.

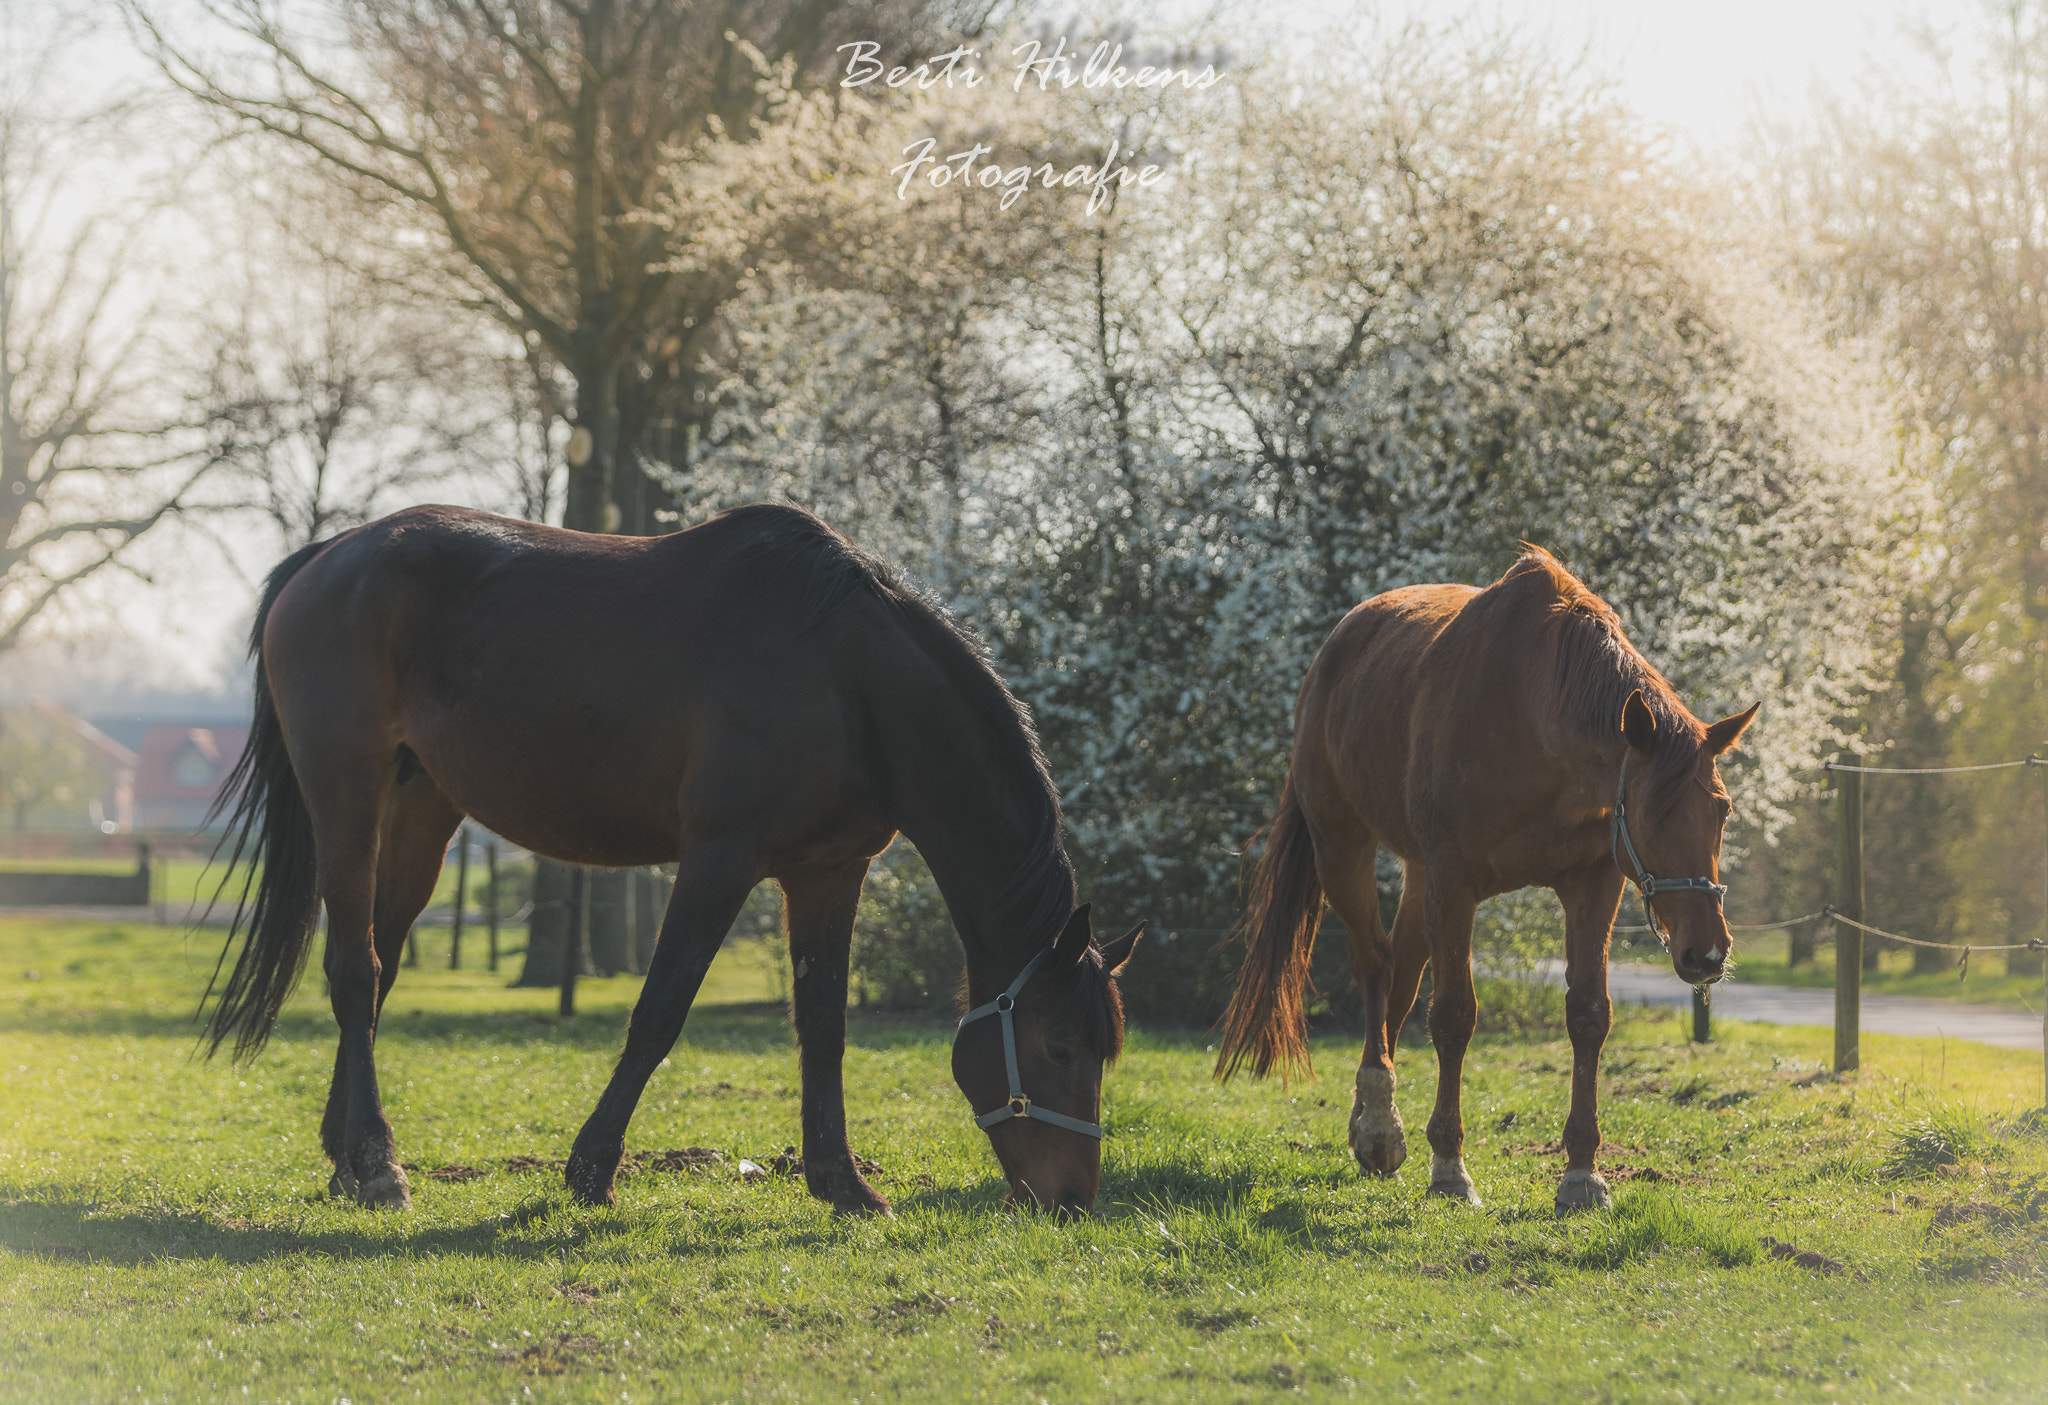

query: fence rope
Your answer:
[1822,757,2042,775]
[1619,906,2045,953]
[1818,905,2047,953]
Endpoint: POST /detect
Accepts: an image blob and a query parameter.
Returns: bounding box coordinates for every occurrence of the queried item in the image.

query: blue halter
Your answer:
[954,947,1103,1140]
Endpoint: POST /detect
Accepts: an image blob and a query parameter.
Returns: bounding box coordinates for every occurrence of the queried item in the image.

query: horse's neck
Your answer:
[881,682,1070,990]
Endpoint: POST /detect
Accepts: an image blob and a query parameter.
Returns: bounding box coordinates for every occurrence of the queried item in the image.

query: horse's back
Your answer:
[259,504,901,866]
[1292,583,1477,856]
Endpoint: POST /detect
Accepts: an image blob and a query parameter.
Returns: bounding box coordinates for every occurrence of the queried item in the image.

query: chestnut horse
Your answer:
[205,503,1140,1217]
[1216,548,1756,1213]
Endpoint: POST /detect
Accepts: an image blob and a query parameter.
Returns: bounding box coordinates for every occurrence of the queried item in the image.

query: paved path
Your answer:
[1595,961,2044,1051]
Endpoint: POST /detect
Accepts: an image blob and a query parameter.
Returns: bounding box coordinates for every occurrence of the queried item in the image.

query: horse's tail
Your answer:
[199,538,330,1061]
[1214,775,1325,1083]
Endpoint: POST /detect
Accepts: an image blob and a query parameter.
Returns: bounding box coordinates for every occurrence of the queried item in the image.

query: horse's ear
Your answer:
[1097,921,1145,976]
[1053,903,1093,967]
[1705,702,1761,756]
[1621,689,1657,753]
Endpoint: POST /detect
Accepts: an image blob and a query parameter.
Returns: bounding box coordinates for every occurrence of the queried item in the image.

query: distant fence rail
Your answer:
[0,862,151,907]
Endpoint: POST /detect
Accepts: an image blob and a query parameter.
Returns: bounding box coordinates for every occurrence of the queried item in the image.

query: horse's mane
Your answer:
[1498,546,1705,819]
[712,504,1119,1055]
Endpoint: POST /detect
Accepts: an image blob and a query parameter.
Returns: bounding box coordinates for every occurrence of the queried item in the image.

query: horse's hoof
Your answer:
[1426,1155,1481,1207]
[832,1193,895,1219]
[327,1165,358,1199]
[355,1162,411,1210]
[564,1150,619,1207]
[815,1165,892,1218]
[1349,1064,1408,1177]
[1555,1169,1611,1215]
[1351,1127,1409,1178]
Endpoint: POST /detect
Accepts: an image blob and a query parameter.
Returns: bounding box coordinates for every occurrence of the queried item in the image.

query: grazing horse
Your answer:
[1215,548,1756,1214]
[204,503,1141,1217]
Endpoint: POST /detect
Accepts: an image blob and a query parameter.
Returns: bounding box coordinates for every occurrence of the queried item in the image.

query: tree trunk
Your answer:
[586,869,633,976]
[516,858,592,987]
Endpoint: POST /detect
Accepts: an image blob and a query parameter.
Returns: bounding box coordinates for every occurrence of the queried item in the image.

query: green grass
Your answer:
[3,917,2045,1402]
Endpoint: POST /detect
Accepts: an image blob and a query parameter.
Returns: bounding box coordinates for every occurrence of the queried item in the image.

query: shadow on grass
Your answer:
[2,1150,1389,1273]
[0,1195,586,1269]
[0,1186,938,1271]
[0,1000,961,1056]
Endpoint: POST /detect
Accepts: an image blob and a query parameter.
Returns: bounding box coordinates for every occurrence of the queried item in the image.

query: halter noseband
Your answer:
[954,946,1103,1140]
[1611,750,1727,949]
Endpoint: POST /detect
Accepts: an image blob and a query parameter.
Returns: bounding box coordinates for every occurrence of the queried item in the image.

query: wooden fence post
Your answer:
[449,825,469,970]
[486,840,500,974]
[2038,756,2047,1110]
[1691,985,1711,1043]
[1833,754,1864,1073]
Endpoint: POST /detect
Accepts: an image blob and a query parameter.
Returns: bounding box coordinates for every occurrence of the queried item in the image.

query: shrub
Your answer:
[851,841,961,1013]
[1472,888,1567,1036]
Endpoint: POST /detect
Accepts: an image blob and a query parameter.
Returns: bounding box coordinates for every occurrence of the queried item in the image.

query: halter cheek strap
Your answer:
[954,947,1104,1140]
[1612,751,1727,949]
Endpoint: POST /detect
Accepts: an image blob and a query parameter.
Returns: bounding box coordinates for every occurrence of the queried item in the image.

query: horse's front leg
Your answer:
[782,858,890,1216]
[565,839,760,1206]
[1423,877,1482,1205]
[1554,866,1624,1213]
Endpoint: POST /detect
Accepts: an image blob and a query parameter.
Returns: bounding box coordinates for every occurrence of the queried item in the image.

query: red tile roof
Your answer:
[134,725,251,801]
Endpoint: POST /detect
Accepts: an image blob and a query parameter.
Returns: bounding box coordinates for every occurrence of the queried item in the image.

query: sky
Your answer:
[1414,0,1904,149]
[5,0,1956,706]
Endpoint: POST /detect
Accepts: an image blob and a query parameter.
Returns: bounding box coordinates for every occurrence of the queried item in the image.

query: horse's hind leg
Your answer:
[1421,874,1482,1206]
[1553,867,1623,1214]
[565,838,761,1206]
[318,763,462,1204]
[781,859,890,1216]
[1383,874,1430,1057]
[1325,855,1406,1178]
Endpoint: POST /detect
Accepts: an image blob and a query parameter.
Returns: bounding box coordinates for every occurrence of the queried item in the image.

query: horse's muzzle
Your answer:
[1674,946,1727,984]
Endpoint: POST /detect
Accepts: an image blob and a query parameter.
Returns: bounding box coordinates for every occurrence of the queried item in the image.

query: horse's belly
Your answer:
[406,724,688,867]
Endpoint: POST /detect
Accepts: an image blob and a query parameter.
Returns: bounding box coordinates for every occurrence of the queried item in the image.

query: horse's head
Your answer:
[1618,691,1760,985]
[951,905,1142,1218]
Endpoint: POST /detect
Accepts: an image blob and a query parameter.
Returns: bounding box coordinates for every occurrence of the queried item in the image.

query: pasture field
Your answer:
[3,915,2045,1403]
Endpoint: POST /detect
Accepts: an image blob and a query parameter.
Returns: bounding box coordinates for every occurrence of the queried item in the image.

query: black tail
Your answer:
[199,539,330,1061]
[1214,775,1326,1083]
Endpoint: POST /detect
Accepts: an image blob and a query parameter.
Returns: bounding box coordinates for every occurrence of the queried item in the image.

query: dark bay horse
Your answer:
[1216,548,1756,1214]
[205,503,1140,1216]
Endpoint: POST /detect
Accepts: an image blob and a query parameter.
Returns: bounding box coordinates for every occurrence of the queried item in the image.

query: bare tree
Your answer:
[195,167,550,549]
[128,0,996,539]
[0,17,230,654]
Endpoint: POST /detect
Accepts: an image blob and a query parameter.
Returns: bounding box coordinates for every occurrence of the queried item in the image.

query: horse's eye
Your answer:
[1046,1042,1073,1066]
